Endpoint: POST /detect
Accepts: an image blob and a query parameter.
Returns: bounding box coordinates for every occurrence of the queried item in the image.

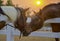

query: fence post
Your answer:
[6,23,14,41]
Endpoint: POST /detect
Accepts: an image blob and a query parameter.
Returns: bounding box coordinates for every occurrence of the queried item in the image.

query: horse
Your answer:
[0,6,42,36]
[13,8,43,36]
[40,3,60,41]
[0,6,30,36]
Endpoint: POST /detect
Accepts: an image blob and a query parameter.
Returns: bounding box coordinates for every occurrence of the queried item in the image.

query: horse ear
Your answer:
[37,9,42,15]
[24,8,30,12]
[33,10,37,14]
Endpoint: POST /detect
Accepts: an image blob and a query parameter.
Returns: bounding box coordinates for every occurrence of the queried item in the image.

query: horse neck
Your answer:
[15,8,27,26]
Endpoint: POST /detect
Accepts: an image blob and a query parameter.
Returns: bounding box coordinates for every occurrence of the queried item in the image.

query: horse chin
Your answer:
[22,31,31,36]
[23,33,30,36]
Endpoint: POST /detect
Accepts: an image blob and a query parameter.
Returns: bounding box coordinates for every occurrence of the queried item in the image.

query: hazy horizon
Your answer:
[3,0,60,12]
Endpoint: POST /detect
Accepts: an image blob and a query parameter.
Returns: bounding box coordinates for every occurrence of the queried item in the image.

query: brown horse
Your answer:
[14,7,30,36]
[14,8,43,36]
[40,3,60,41]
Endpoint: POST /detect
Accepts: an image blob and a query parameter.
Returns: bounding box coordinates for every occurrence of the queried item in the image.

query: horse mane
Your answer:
[14,7,27,32]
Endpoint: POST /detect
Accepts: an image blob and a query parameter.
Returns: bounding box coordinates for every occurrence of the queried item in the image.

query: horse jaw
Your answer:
[22,17,32,36]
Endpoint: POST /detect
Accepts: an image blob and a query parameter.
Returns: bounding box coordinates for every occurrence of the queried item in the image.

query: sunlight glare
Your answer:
[36,1,41,5]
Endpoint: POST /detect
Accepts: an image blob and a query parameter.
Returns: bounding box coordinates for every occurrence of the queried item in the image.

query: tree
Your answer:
[0,0,4,6]
[6,0,14,6]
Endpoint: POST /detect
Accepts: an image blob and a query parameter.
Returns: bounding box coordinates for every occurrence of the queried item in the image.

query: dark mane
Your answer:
[15,7,24,14]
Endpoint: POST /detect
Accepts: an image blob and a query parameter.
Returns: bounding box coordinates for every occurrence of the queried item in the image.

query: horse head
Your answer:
[16,8,43,36]
[14,7,31,36]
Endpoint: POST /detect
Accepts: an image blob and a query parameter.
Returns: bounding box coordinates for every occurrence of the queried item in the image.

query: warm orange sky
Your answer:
[3,0,60,12]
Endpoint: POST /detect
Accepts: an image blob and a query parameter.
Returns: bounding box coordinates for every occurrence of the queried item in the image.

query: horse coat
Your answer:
[0,14,8,22]
[1,6,18,23]
[0,6,32,36]
[40,3,60,41]
[0,6,22,32]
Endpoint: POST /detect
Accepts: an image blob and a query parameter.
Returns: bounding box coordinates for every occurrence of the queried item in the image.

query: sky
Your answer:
[3,0,60,12]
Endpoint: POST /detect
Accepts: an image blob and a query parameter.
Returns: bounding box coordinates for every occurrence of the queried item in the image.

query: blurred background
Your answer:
[3,0,60,12]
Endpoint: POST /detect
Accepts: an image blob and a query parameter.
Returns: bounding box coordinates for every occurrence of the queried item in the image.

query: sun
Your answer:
[36,1,41,5]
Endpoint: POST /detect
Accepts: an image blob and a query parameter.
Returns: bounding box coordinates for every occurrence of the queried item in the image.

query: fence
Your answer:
[0,18,60,41]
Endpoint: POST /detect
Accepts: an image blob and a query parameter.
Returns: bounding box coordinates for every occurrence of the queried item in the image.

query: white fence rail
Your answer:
[0,18,60,41]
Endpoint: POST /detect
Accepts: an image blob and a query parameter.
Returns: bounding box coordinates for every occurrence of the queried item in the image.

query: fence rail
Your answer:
[0,18,60,41]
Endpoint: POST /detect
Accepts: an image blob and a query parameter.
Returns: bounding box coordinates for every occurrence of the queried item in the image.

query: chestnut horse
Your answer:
[40,3,60,41]
[15,8,43,36]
